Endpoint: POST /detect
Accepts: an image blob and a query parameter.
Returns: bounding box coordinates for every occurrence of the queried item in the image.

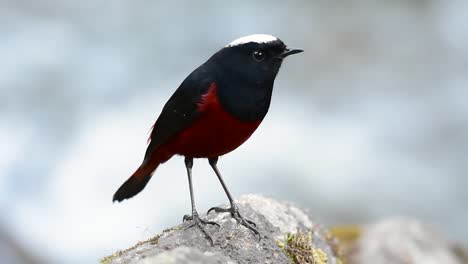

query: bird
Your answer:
[113,34,303,243]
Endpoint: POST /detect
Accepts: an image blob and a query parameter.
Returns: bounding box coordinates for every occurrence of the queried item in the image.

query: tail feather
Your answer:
[113,160,160,202]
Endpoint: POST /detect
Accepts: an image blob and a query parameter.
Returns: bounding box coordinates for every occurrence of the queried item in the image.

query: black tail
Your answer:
[113,161,160,202]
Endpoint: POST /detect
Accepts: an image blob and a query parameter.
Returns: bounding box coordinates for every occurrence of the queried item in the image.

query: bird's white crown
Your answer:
[226,34,278,47]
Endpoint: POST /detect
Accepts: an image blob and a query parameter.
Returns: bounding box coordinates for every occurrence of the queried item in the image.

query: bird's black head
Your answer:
[203,34,303,121]
[209,34,303,86]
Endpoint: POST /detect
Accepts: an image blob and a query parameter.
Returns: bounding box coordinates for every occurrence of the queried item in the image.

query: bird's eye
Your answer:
[252,50,265,62]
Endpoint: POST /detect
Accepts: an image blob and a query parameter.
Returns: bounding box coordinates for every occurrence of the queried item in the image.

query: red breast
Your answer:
[165,83,261,158]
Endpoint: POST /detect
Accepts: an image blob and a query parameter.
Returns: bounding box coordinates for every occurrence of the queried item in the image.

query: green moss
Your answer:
[329,225,361,246]
[99,225,182,264]
[100,252,119,264]
[312,248,328,263]
[328,225,362,263]
[277,231,329,264]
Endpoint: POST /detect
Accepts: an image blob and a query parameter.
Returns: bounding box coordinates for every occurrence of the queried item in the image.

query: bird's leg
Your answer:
[182,157,219,245]
[207,157,260,239]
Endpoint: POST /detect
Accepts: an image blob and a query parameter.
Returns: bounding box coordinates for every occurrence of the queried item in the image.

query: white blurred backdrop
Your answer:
[1,0,467,263]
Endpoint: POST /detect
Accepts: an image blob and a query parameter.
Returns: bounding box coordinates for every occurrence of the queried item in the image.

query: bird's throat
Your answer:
[216,79,274,122]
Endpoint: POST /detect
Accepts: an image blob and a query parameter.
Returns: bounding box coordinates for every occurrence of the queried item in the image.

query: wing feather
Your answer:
[143,66,213,161]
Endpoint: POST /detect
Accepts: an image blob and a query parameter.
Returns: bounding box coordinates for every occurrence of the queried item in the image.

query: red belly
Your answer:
[169,83,261,158]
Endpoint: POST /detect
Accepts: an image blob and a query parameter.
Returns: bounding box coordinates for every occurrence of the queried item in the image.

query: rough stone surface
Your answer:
[138,247,233,264]
[349,218,467,264]
[104,194,341,264]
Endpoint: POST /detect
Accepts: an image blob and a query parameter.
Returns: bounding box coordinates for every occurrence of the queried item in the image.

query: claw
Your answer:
[232,212,261,240]
[182,214,191,222]
[207,206,231,215]
[200,218,220,228]
[206,205,261,240]
[183,212,219,245]
[244,218,257,227]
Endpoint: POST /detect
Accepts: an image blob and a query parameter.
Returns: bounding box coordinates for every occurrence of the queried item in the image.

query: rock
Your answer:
[101,194,343,264]
[342,218,468,264]
[138,247,233,264]
[102,197,468,264]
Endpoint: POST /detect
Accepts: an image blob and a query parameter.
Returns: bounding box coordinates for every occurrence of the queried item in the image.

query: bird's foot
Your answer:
[207,204,261,240]
[182,211,219,245]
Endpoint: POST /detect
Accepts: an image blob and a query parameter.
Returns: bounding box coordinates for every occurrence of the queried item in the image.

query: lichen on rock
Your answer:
[278,232,330,264]
[102,194,342,264]
[101,196,467,264]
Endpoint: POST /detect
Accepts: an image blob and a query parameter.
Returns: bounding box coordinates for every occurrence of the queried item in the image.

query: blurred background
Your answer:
[1,0,467,263]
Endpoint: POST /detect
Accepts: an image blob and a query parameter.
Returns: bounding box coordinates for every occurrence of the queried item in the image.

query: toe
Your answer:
[207,206,229,214]
[183,222,196,230]
[244,218,257,227]
[182,214,192,222]
[205,220,220,227]
[198,217,220,227]
[241,221,261,240]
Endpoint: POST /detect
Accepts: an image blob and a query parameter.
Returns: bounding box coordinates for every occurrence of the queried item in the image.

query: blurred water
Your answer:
[1,0,467,263]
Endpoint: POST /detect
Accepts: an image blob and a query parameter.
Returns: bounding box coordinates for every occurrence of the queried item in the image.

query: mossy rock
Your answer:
[101,195,345,264]
[279,232,328,264]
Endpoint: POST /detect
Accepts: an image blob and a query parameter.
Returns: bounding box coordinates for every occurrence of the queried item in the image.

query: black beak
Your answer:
[280,47,304,58]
